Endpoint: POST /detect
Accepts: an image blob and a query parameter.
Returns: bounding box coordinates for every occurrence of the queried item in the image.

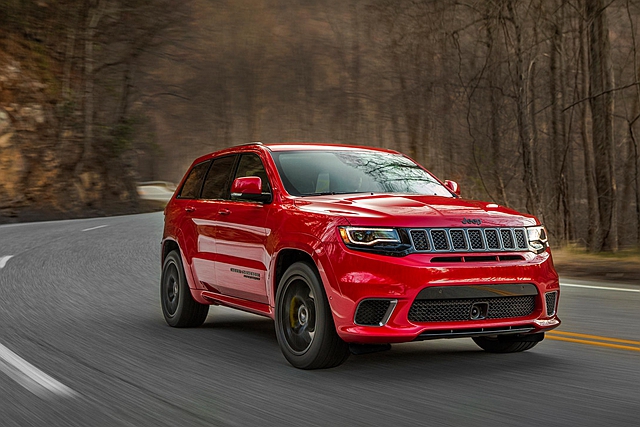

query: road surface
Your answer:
[0,213,638,426]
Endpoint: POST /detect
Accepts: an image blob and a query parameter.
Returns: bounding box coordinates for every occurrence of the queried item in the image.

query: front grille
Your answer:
[501,229,515,249]
[486,229,500,249]
[545,291,557,316]
[355,299,393,326]
[410,229,429,251]
[408,227,529,253]
[450,230,467,250]
[431,230,449,250]
[468,229,484,250]
[408,296,536,322]
[514,229,527,248]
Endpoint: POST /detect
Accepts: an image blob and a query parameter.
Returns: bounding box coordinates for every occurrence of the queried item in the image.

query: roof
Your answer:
[188,142,402,166]
[264,143,400,154]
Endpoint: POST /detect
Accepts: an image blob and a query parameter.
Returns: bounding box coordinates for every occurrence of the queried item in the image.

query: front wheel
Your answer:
[275,262,350,369]
[473,333,544,353]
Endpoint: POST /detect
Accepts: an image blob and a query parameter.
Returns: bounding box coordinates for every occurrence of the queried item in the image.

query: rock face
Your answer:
[0,59,57,212]
[0,53,138,221]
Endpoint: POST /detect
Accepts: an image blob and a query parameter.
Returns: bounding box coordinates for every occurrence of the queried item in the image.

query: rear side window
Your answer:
[201,155,237,200]
[178,160,210,199]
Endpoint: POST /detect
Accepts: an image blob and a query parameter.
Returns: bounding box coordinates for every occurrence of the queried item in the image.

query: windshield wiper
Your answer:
[299,191,373,197]
[299,192,336,196]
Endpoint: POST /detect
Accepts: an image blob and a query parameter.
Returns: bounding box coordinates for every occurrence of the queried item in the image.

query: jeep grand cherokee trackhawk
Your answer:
[161,143,560,369]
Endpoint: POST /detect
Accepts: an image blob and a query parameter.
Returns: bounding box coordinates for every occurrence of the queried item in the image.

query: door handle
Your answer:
[185,206,196,212]
[218,209,231,216]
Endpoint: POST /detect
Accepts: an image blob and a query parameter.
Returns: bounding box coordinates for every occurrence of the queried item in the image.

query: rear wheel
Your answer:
[161,250,209,327]
[275,262,350,369]
[473,333,544,353]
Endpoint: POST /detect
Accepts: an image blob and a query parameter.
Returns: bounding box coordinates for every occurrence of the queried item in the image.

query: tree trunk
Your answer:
[586,0,618,252]
[625,0,640,246]
[549,0,574,244]
[77,0,108,174]
[507,0,541,218]
[579,12,600,252]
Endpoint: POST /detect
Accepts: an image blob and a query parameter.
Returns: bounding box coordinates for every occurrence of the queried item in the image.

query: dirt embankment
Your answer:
[552,248,640,286]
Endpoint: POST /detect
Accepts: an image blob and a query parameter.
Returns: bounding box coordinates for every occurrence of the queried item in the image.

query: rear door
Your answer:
[171,159,211,283]
[189,155,237,290]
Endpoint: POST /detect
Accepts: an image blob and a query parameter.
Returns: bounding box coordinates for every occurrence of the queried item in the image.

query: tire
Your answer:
[472,333,544,353]
[275,262,350,369]
[161,250,209,327]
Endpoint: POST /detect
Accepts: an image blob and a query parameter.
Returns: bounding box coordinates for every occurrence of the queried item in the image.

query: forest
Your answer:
[0,0,639,252]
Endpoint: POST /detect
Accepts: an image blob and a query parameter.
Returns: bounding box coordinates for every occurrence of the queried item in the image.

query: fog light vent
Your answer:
[354,299,396,326]
[545,291,557,316]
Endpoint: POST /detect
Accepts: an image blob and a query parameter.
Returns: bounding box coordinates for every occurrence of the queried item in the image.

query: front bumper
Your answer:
[323,245,560,344]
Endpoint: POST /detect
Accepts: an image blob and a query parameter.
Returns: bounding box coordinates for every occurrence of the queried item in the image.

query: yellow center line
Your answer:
[546,331,640,353]
[547,331,640,346]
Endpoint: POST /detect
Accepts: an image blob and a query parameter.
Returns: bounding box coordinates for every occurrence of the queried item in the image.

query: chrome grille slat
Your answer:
[514,229,527,249]
[409,227,529,253]
[430,229,450,251]
[501,229,515,249]
[409,229,430,251]
[468,229,485,250]
[449,229,468,250]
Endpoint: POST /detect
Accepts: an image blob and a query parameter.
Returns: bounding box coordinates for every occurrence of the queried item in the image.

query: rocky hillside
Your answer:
[0,53,64,217]
[0,48,138,223]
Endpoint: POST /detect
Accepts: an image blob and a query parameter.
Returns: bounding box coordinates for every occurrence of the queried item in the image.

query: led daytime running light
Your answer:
[339,227,401,246]
[526,225,548,254]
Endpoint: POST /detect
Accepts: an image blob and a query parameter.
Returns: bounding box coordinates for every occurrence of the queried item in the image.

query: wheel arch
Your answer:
[161,237,200,293]
[162,239,180,264]
[270,242,344,320]
[273,249,316,299]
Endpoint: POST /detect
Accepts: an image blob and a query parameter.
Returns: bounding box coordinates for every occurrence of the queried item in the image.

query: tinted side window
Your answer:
[178,160,210,199]
[234,154,270,192]
[201,155,237,200]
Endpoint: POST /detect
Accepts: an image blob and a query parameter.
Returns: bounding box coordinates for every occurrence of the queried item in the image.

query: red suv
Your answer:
[161,143,560,369]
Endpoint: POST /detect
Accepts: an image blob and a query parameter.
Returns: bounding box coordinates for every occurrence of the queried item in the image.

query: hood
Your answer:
[293,194,538,228]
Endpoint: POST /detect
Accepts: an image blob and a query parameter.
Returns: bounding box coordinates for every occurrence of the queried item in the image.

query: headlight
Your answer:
[338,227,411,256]
[526,225,548,254]
[339,227,400,246]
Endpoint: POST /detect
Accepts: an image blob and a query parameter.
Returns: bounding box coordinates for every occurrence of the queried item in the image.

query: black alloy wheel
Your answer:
[275,262,350,369]
[161,250,209,327]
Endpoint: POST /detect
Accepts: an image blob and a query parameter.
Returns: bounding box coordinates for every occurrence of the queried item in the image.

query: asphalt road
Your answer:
[0,213,638,427]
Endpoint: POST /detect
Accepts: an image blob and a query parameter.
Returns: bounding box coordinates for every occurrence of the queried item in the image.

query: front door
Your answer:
[213,153,272,303]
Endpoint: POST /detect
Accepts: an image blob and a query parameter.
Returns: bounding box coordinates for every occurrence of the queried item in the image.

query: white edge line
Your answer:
[0,255,13,269]
[0,211,162,229]
[0,343,77,398]
[82,224,109,232]
[561,283,640,293]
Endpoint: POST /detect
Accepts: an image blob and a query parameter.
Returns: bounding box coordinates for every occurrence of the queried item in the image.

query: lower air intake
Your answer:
[408,296,536,322]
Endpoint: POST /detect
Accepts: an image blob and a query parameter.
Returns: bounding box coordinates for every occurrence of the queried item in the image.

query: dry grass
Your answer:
[552,245,640,285]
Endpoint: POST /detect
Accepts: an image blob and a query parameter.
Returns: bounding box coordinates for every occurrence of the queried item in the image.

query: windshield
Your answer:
[270,150,453,197]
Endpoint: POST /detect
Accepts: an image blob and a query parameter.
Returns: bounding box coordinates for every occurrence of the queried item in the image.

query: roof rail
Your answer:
[234,141,263,146]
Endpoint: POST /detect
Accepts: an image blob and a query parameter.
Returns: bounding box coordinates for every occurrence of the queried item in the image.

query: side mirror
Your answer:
[231,177,272,203]
[444,180,460,196]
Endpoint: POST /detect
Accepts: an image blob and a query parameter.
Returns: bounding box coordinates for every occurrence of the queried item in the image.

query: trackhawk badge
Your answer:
[462,218,482,225]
